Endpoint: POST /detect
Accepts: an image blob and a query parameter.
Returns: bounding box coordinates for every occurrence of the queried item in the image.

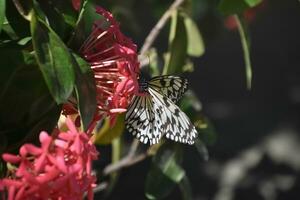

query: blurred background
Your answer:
[98,0,300,199]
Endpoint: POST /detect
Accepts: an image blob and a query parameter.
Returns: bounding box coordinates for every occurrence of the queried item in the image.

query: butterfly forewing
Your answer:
[148,76,188,103]
[125,95,162,145]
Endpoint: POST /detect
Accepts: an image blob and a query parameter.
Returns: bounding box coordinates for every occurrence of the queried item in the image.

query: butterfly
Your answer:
[125,75,198,145]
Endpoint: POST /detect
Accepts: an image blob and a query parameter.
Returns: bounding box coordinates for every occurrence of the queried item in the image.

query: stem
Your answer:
[139,0,185,56]
[235,15,252,90]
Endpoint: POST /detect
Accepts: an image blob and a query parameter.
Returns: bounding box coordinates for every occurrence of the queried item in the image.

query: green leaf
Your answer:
[163,10,187,75]
[181,12,205,57]
[72,54,97,131]
[38,0,77,39]
[235,15,252,89]
[218,0,249,15]
[103,137,122,197]
[179,176,193,200]
[148,48,160,77]
[94,114,125,145]
[0,0,5,33]
[145,143,185,199]
[194,138,209,161]
[30,9,75,104]
[219,0,263,15]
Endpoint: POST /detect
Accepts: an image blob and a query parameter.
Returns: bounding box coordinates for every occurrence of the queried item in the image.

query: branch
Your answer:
[102,139,148,176]
[139,0,185,56]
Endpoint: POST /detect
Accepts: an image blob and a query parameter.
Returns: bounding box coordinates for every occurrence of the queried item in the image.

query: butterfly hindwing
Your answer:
[148,76,188,103]
[149,87,197,145]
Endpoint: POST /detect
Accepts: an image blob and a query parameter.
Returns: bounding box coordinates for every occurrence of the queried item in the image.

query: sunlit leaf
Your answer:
[182,59,194,72]
[163,9,187,75]
[0,0,5,33]
[30,9,75,104]
[148,48,160,77]
[94,114,125,145]
[72,53,97,131]
[181,12,205,57]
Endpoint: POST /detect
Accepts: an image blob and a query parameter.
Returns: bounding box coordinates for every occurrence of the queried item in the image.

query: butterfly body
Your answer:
[125,75,197,145]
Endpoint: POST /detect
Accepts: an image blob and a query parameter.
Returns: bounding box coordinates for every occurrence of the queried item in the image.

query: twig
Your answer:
[103,139,146,176]
[139,0,185,56]
[103,152,148,176]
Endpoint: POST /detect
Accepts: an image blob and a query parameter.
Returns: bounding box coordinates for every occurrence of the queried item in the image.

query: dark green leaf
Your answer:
[163,10,187,75]
[179,176,193,200]
[72,53,97,131]
[68,0,102,49]
[145,143,185,199]
[38,0,77,40]
[4,0,30,39]
[219,0,262,15]
[195,138,209,161]
[0,48,60,153]
[31,9,75,104]
[0,0,5,33]
[218,0,249,15]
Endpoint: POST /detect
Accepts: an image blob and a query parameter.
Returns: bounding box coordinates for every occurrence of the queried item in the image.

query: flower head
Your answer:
[64,7,140,127]
[0,118,99,200]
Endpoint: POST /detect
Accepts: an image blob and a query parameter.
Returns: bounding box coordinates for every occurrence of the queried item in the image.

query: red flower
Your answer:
[72,0,81,11]
[64,6,140,127]
[224,0,268,30]
[0,118,99,200]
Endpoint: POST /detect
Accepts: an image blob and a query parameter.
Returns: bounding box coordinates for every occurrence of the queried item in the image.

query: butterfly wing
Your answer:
[125,75,196,145]
[125,95,163,145]
[148,87,197,145]
[148,76,188,103]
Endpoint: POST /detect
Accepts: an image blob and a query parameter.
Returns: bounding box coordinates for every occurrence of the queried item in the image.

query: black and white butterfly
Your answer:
[125,75,198,145]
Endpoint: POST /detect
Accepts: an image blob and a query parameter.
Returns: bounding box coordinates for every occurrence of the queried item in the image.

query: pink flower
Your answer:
[0,118,99,200]
[64,6,140,127]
